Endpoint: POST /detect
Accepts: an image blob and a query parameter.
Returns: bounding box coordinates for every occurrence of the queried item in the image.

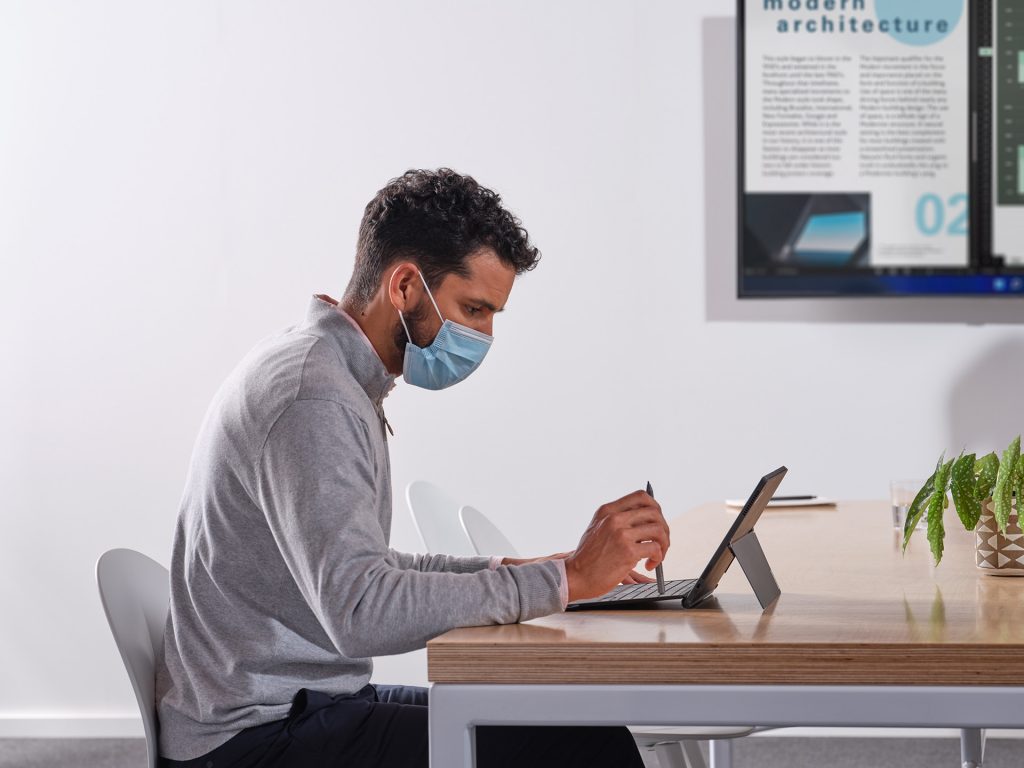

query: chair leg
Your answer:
[680,740,708,768]
[653,740,708,768]
[652,742,688,768]
[709,738,733,768]
[960,728,986,768]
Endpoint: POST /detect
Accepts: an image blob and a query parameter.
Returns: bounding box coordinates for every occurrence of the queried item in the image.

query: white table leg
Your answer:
[428,684,476,768]
[960,727,986,768]
[710,738,733,768]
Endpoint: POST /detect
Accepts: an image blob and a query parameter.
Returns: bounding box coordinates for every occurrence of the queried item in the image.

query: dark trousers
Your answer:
[161,685,644,768]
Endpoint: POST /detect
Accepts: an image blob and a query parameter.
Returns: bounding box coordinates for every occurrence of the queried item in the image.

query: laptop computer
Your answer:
[567,466,787,610]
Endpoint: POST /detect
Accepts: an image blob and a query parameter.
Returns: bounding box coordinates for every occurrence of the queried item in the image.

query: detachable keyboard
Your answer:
[567,578,699,610]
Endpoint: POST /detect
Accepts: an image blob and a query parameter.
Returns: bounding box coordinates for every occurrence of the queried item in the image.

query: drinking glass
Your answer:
[891,479,926,531]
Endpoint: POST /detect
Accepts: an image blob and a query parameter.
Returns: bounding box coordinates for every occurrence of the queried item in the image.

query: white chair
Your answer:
[459,504,520,558]
[458,503,763,768]
[406,480,478,555]
[96,548,170,768]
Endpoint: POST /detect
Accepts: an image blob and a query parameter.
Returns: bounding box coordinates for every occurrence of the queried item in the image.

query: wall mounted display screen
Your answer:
[985,0,1024,274]
[739,0,1022,297]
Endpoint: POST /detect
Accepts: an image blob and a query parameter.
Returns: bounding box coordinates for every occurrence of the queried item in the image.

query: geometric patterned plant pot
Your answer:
[976,498,1024,575]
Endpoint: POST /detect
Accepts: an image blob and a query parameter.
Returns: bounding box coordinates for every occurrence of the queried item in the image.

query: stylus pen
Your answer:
[647,481,665,594]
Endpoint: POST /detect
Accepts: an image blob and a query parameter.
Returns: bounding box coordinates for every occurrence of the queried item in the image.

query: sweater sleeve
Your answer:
[255,398,564,659]
[386,549,493,574]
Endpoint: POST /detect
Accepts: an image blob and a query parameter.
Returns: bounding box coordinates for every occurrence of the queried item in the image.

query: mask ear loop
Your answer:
[416,270,444,323]
[391,267,443,346]
[397,310,414,345]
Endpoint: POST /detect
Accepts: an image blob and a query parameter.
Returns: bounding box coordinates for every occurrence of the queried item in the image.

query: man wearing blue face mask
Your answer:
[156,169,669,768]
[395,269,493,390]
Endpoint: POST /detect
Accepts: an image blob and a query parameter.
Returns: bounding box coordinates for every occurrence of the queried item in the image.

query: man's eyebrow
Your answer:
[469,298,504,313]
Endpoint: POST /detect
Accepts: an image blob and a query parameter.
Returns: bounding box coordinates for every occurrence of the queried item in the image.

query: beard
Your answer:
[392,297,434,363]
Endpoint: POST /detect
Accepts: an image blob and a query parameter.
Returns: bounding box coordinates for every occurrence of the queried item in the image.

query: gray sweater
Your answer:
[155,295,564,760]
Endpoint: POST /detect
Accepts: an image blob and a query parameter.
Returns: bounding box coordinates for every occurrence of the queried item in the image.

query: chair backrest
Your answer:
[405,480,477,555]
[96,549,170,768]
[459,505,520,558]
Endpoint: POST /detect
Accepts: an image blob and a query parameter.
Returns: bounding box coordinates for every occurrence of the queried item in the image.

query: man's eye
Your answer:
[466,305,482,316]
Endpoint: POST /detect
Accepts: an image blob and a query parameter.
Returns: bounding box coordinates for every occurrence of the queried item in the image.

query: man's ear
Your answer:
[387,262,421,312]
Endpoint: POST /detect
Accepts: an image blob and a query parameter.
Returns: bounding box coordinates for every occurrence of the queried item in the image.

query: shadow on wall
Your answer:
[947,337,1024,453]
[700,16,1023,325]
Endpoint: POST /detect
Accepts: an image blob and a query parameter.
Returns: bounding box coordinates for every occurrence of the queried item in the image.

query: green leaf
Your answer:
[994,437,1021,533]
[975,452,1000,500]
[927,458,953,564]
[951,452,982,530]
[902,471,936,553]
[1015,457,1024,522]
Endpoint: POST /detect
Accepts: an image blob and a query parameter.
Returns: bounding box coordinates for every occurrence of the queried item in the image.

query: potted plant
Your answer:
[903,436,1023,570]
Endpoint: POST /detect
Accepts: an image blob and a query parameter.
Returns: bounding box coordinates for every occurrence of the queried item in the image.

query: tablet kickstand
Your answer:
[729,530,781,610]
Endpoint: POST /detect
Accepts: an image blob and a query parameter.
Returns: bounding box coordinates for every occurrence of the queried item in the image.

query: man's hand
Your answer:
[564,489,670,602]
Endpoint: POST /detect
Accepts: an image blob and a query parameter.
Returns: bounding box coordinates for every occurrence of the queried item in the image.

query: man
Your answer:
[156,168,671,767]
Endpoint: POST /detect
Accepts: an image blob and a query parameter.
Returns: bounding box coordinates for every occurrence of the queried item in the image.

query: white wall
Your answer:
[2,0,1022,735]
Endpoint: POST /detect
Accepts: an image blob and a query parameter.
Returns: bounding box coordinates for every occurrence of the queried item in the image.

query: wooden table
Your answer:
[427,500,1024,766]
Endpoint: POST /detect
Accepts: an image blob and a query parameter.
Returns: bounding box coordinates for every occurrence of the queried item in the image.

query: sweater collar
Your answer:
[305,295,397,404]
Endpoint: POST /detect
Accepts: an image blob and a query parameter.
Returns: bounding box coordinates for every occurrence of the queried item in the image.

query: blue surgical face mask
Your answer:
[398,270,494,391]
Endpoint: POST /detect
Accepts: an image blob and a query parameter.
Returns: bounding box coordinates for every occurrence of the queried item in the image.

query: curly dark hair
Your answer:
[344,168,541,307]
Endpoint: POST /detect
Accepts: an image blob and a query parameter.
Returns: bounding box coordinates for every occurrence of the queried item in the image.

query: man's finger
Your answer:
[618,506,668,526]
[608,506,666,533]
[617,507,671,548]
[634,541,664,570]
[619,522,670,554]
[601,490,660,516]
[622,569,656,585]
